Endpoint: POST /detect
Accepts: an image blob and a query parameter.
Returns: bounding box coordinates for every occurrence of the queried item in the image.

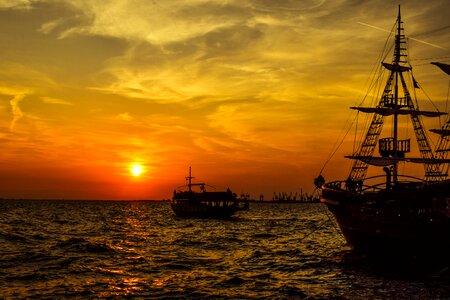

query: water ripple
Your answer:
[0,200,448,299]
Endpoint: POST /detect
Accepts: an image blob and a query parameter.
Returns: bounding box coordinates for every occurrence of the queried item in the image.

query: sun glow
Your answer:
[130,164,144,177]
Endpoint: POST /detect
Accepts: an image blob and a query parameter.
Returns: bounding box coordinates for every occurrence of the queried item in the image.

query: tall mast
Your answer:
[392,5,402,182]
[346,5,445,187]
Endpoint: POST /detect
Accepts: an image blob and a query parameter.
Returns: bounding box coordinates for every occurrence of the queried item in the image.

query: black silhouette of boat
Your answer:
[317,7,450,260]
[171,167,249,218]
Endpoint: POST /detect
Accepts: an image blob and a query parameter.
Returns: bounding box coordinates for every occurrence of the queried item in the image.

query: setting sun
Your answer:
[130,164,144,177]
[0,1,448,202]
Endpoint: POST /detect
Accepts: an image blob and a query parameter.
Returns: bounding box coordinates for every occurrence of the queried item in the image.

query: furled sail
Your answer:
[431,62,450,76]
[345,156,399,166]
[406,157,450,164]
[382,62,411,72]
[430,128,450,136]
[350,107,446,117]
[346,155,450,166]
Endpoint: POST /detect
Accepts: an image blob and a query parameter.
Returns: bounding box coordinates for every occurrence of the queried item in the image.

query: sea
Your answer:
[0,200,448,299]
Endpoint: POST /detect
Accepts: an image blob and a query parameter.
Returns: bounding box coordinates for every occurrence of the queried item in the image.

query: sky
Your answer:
[0,0,449,200]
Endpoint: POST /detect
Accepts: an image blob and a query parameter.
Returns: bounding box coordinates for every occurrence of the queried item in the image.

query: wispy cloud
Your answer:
[41,96,73,105]
[9,93,27,131]
[57,0,248,44]
[116,112,133,121]
[0,0,32,10]
[38,18,64,35]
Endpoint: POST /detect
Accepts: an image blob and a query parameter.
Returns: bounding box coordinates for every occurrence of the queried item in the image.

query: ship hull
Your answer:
[321,180,450,259]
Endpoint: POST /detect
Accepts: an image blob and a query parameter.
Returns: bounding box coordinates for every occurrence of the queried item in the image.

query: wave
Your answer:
[55,237,115,254]
[1,201,448,299]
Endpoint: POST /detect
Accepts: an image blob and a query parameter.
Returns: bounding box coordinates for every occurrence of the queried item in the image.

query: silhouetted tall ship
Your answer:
[317,7,450,259]
[171,167,249,218]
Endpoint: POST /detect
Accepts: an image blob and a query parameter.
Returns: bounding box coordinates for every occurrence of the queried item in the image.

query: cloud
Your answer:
[54,0,248,44]
[22,0,447,110]
[41,96,72,105]
[0,0,32,10]
[0,86,27,97]
[9,93,27,131]
[38,18,64,35]
[0,63,56,92]
[116,112,133,121]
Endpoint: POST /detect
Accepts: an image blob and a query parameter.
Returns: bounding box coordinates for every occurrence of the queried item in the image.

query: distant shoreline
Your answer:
[0,198,169,202]
[0,198,321,203]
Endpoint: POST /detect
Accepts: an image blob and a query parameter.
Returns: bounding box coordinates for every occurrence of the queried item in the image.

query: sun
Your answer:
[130,163,144,177]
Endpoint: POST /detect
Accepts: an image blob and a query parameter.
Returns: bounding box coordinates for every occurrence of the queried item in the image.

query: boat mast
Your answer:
[186,167,194,192]
[392,5,402,183]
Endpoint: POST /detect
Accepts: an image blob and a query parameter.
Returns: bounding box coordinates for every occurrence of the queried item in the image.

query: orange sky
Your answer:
[0,0,449,200]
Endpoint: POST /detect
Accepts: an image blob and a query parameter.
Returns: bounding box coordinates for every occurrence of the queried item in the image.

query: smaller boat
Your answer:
[171,167,249,218]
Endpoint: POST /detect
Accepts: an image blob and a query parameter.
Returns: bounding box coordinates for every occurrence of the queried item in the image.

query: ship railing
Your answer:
[382,94,408,108]
[172,198,191,204]
[322,181,344,190]
[323,174,424,193]
[359,182,387,193]
[359,174,424,192]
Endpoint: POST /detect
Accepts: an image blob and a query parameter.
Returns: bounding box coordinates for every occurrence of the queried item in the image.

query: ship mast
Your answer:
[392,5,402,182]
[346,5,445,188]
[431,62,450,177]
[186,167,194,192]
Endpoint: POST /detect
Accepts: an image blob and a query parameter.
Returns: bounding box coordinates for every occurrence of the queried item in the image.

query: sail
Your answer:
[382,62,411,72]
[346,155,450,166]
[351,107,446,117]
[430,128,450,136]
[346,156,399,166]
[406,157,450,164]
[431,62,450,76]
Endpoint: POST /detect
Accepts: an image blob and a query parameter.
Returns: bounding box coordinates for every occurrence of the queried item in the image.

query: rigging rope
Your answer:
[355,22,396,143]
[446,79,450,113]
[318,113,357,175]
[318,21,397,176]
[296,206,345,243]
[353,111,359,154]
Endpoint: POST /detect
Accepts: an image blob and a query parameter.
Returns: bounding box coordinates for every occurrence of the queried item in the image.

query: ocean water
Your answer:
[0,200,448,299]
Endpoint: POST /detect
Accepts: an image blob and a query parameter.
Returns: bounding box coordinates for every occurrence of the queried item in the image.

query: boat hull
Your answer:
[321,181,450,259]
[171,198,248,219]
[172,168,249,218]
